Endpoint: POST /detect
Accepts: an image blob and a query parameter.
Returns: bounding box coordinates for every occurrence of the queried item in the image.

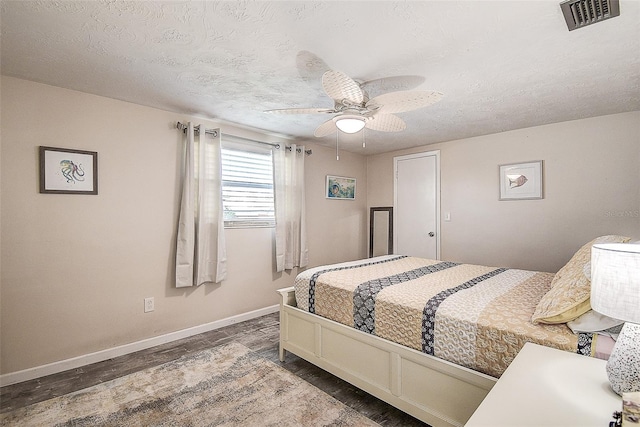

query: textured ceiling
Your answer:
[1,1,639,154]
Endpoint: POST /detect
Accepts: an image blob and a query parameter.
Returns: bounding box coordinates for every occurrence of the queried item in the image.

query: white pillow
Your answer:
[567,310,624,334]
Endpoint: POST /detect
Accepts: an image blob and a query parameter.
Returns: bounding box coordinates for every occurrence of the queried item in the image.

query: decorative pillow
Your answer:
[566,309,624,334]
[531,235,631,324]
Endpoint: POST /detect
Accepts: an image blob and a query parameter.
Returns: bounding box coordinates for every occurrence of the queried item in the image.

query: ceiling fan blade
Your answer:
[364,113,406,132]
[322,70,364,105]
[264,108,335,114]
[296,50,331,84]
[314,118,337,137]
[360,76,426,97]
[367,90,443,114]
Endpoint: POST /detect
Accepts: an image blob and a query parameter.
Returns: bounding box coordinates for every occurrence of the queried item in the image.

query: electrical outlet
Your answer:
[144,297,154,313]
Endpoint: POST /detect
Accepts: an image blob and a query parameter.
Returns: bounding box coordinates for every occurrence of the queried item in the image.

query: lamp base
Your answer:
[606,322,640,395]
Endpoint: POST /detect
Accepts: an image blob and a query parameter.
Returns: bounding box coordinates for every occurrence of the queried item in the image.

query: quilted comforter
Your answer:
[294,255,598,378]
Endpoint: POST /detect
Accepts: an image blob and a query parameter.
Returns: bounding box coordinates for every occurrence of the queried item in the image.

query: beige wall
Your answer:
[367,111,640,273]
[306,144,368,266]
[0,76,367,374]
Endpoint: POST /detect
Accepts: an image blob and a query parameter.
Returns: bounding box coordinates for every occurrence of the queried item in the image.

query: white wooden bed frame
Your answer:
[278,287,497,427]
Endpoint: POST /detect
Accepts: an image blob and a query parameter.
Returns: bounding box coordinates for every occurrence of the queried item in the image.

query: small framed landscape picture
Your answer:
[39,146,98,195]
[326,175,356,200]
[499,160,542,200]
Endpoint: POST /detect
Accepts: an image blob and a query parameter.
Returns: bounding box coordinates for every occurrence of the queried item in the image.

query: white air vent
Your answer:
[560,0,620,31]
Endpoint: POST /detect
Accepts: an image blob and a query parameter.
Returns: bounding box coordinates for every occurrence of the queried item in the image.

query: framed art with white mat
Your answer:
[499,160,542,200]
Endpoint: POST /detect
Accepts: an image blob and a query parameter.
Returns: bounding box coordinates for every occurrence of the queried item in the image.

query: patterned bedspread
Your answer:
[294,255,598,378]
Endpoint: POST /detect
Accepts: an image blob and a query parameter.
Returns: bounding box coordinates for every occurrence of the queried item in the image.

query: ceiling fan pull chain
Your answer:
[362,128,366,148]
[336,131,340,161]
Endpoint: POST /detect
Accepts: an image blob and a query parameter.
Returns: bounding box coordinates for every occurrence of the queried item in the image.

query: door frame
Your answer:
[393,150,441,260]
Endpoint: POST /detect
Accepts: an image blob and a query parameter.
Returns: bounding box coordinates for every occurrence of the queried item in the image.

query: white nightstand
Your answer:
[465,342,621,427]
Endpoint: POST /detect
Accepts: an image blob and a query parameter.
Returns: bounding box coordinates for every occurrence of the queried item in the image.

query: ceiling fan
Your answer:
[265,69,443,137]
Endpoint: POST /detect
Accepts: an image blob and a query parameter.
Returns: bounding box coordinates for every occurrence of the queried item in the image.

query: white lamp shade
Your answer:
[335,117,365,134]
[591,243,640,323]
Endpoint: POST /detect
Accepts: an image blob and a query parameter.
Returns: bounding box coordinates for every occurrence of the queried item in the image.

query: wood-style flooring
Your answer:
[0,313,428,426]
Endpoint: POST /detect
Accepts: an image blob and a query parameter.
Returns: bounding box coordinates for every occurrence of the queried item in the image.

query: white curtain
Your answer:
[273,144,308,272]
[175,122,227,287]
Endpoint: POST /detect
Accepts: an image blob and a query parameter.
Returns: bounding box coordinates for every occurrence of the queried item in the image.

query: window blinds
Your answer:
[221,147,275,228]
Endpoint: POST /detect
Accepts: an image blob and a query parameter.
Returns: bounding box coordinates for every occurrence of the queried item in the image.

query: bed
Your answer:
[277,236,629,427]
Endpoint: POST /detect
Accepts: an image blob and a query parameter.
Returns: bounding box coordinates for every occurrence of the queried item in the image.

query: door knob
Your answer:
[428,232,435,237]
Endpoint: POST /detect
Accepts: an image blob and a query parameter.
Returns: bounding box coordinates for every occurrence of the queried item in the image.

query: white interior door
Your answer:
[394,151,440,259]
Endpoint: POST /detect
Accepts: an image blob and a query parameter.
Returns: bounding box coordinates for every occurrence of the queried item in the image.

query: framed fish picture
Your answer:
[499,160,543,200]
[39,146,98,195]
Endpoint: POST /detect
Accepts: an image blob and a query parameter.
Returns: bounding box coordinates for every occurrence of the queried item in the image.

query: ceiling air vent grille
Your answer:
[560,0,620,31]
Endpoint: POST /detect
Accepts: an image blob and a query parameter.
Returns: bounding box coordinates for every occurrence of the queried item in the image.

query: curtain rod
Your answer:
[176,122,312,155]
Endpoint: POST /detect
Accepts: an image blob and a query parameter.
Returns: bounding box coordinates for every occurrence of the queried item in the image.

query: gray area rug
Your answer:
[0,342,379,426]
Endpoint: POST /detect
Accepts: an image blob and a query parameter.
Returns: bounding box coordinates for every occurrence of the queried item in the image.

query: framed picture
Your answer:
[326,175,356,200]
[499,160,542,200]
[39,146,98,195]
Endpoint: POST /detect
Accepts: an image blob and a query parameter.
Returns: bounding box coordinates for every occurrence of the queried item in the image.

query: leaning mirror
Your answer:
[369,207,393,257]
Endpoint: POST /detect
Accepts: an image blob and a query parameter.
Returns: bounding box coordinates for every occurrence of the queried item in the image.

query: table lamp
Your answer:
[590,243,640,395]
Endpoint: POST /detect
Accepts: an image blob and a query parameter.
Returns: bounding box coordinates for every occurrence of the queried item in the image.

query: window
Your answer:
[221,138,275,228]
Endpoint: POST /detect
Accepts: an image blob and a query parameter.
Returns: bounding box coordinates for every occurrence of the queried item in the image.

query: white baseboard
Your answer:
[0,304,279,387]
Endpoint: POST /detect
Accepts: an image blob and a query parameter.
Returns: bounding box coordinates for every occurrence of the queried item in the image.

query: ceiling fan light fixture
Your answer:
[335,116,365,133]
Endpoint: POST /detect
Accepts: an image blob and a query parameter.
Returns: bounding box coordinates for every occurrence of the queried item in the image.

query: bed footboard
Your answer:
[277,287,496,427]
